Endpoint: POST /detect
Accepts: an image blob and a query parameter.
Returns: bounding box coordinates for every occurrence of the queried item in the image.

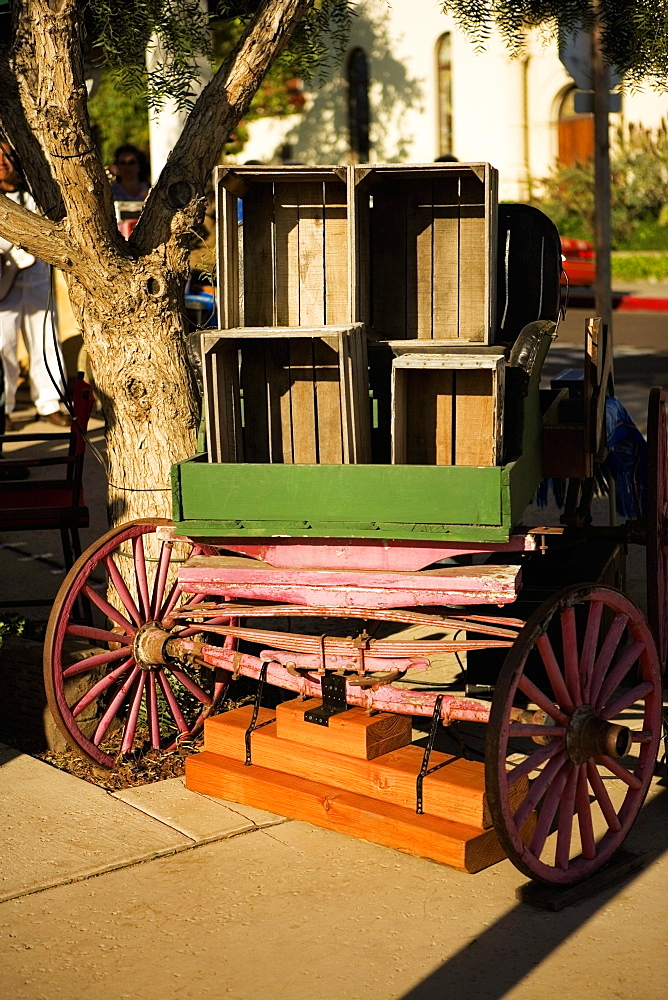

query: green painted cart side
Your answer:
[172,336,547,544]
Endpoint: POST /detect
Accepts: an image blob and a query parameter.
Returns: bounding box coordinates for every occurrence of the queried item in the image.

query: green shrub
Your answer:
[534,121,668,250]
[611,253,668,282]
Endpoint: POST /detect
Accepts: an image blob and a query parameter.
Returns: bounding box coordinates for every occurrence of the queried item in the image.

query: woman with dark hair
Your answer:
[110,144,150,202]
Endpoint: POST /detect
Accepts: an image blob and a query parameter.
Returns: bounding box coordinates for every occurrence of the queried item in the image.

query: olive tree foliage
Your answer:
[438,1,668,89]
[0,0,351,525]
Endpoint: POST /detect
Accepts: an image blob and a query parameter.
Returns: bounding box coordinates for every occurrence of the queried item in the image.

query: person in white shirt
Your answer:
[0,142,69,428]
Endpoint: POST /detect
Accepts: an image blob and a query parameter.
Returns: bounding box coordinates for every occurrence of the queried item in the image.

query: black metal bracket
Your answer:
[416,695,450,814]
[244,662,275,765]
[303,672,352,727]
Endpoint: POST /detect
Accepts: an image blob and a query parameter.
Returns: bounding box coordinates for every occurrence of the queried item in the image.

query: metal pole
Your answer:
[592,14,612,334]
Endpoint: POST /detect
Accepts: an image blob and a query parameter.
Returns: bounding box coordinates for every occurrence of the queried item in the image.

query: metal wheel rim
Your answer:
[44,519,229,768]
[486,584,661,884]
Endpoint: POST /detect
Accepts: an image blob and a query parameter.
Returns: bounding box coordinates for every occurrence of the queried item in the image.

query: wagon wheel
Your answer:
[44,518,232,768]
[646,387,668,672]
[486,585,661,884]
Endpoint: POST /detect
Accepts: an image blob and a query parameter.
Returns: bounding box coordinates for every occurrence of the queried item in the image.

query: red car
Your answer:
[560,237,596,286]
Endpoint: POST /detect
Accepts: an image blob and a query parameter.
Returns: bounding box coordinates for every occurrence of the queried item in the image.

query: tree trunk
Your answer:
[66,268,198,525]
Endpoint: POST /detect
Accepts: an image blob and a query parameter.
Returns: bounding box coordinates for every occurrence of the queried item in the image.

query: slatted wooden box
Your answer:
[391,345,506,466]
[215,165,351,330]
[202,325,371,464]
[352,163,498,343]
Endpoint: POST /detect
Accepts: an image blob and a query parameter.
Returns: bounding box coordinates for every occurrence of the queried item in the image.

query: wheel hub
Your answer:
[133,622,173,671]
[566,704,632,764]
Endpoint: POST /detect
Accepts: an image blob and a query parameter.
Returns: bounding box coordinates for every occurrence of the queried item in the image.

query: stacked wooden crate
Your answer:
[205,162,503,468]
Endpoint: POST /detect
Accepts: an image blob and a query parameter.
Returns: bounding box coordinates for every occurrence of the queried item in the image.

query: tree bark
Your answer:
[0,0,312,526]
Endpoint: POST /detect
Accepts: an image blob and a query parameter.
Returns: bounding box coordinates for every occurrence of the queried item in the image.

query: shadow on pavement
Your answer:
[399,782,668,1000]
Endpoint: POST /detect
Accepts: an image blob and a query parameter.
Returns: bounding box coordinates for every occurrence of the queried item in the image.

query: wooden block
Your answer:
[185,750,507,873]
[275,698,412,760]
[202,705,528,829]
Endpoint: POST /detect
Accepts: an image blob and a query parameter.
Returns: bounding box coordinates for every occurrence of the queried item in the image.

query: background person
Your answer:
[0,142,69,428]
[109,144,150,202]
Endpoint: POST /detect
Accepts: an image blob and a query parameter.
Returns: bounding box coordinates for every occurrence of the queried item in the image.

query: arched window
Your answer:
[347,48,370,163]
[437,33,453,158]
[557,86,594,166]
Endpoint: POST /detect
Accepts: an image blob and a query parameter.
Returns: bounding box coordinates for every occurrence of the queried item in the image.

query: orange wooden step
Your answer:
[202,706,526,829]
[275,697,413,760]
[185,750,507,873]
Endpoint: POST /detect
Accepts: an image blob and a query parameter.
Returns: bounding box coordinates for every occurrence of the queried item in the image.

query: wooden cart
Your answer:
[43,164,667,886]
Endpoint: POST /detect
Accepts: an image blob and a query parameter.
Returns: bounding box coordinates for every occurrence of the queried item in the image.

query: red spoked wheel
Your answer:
[486,585,661,884]
[646,387,668,673]
[44,519,232,768]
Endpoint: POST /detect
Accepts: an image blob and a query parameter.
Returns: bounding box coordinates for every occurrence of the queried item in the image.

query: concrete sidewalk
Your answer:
[1,740,667,1000]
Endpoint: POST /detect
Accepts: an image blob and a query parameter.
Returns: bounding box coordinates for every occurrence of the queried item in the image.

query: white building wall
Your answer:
[235,0,667,201]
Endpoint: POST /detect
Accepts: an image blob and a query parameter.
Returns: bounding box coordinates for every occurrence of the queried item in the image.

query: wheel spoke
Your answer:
[561,607,582,704]
[121,673,146,753]
[536,633,575,712]
[93,665,140,744]
[508,723,566,739]
[72,657,135,716]
[166,664,213,705]
[147,672,161,749]
[580,599,603,702]
[83,584,136,635]
[156,670,190,734]
[529,761,571,859]
[66,624,133,646]
[507,740,564,787]
[588,613,628,706]
[600,680,654,721]
[630,730,653,744]
[575,764,597,860]
[586,760,622,832]
[104,554,142,626]
[594,640,646,711]
[151,541,172,619]
[513,749,569,829]
[63,645,134,679]
[555,765,578,869]
[132,535,151,620]
[595,754,643,790]
[517,674,569,726]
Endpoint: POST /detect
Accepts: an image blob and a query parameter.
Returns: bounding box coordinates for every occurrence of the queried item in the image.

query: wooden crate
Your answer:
[215,165,351,329]
[352,163,498,343]
[202,324,371,464]
[391,346,506,466]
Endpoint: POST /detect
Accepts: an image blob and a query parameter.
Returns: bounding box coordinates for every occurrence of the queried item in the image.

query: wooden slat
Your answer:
[185,750,507,873]
[243,182,274,325]
[296,180,326,325]
[432,175,461,340]
[288,338,318,463]
[350,325,371,462]
[457,172,487,341]
[204,341,242,463]
[240,342,269,462]
[313,336,344,464]
[370,179,406,339]
[454,369,495,466]
[274,699,412,760]
[265,339,293,463]
[323,181,349,324]
[274,182,300,325]
[217,185,239,329]
[406,177,433,339]
[398,369,455,465]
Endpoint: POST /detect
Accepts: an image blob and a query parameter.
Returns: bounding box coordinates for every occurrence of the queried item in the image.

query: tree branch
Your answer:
[13,0,120,263]
[0,193,75,270]
[134,0,311,254]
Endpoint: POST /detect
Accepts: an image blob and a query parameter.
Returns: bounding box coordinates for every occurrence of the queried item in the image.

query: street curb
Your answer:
[616,296,668,313]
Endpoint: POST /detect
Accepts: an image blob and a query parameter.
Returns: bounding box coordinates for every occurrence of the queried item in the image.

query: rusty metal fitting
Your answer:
[566,705,632,764]
[133,623,173,670]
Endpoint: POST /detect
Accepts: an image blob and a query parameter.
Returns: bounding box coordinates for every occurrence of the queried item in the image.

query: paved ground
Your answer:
[0,741,666,1000]
[1,286,667,999]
